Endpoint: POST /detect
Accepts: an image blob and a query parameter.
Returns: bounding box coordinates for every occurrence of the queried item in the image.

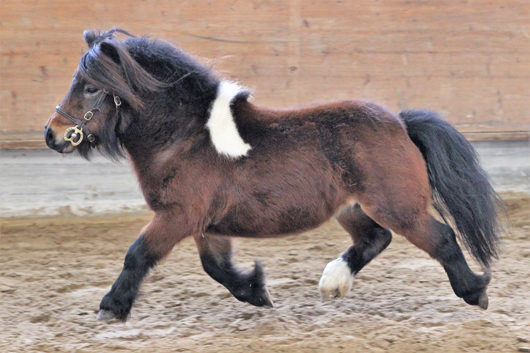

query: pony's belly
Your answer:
[207,201,341,238]
[207,153,350,238]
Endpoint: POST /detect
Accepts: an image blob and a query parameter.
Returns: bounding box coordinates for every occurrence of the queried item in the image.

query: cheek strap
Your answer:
[55,91,121,147]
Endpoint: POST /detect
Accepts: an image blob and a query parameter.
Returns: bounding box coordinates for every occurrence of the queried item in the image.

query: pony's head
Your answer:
[44,29,168,159]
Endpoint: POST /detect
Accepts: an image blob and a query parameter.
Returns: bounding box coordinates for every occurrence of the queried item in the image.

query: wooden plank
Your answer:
[1,0,528,142]
[462,131,530,142]
[0,132,46,149]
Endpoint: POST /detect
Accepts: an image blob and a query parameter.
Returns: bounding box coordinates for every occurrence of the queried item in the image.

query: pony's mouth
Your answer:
[49,140,76,154]
[59,142,76,154]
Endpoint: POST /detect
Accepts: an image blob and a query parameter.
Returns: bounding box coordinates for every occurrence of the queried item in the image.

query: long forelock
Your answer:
[78,43,144,111]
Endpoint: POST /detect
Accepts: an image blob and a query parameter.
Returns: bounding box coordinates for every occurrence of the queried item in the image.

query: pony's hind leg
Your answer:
[319,204,392,300]
[400,216,491,309]
[195,233,274,307]
[364,200,491,309]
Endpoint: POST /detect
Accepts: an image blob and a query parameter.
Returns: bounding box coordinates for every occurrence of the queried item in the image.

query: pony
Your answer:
[44,29,502,322]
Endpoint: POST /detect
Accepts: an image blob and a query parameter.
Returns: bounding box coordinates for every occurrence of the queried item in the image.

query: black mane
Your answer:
[76,29,220,160]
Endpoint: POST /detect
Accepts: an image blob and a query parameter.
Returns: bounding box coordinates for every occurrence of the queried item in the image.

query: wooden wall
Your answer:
[1,0,529,148]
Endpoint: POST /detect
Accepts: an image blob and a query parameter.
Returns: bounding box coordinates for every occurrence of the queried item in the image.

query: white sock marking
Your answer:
[318,257,354,301]
[206,81,252,158]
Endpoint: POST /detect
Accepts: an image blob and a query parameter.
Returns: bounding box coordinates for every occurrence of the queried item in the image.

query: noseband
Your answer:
[55,90,121,146]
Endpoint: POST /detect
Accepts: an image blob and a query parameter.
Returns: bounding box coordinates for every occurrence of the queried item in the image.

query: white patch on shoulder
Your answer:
[206,81,252,158]
[318,257,354,301]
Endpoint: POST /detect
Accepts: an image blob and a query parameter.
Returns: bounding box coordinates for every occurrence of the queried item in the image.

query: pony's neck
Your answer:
[119,89,216,169]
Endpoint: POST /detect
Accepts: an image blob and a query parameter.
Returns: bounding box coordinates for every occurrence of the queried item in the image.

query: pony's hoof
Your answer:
[97,309,118,321]
[478,291,489,310]
[463,290,489,310]
[242,286,274,308]
[262,287,274,308]
[318,257,353,301]
[477,269,491,309]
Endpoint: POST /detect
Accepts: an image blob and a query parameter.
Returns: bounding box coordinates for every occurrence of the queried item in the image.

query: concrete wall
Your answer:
[1,0,529,147]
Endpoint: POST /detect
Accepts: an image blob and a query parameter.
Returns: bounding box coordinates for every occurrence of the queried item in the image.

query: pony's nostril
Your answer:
[44,127,55,147]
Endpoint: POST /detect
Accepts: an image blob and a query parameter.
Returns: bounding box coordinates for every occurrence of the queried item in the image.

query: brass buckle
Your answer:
[64,125,84,146]
[114,95,122,107]
[84,111,94,121]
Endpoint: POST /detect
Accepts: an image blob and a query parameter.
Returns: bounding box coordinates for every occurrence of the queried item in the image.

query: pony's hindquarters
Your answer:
[320,110,497,309]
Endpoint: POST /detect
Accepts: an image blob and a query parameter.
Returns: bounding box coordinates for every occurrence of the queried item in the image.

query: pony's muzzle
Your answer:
[44,126,56,149]
[44,124,75,153]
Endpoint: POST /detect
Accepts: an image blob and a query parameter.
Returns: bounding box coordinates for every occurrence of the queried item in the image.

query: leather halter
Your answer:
[55,90,121,146]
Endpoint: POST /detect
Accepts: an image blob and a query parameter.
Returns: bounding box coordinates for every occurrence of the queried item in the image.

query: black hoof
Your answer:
[478,291,489,310]
[463,290,488,309]
[262,287,274,308]
[99,293,132,322]
[231,260,274,308]
[245,286,274,308]
[462,269,491,310]
[97,309,118,321]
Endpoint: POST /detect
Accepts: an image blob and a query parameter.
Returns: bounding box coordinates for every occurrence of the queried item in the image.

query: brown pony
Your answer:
[44,29,502,322]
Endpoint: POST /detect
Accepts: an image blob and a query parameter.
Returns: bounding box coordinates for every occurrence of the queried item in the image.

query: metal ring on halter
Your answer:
[55,90,122,146]
[60,107,99,146]
[64,125,84,146]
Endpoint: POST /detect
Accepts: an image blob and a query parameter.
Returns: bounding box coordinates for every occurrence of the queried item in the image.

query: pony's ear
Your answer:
[84,30,99,48]
[100,41,121,64]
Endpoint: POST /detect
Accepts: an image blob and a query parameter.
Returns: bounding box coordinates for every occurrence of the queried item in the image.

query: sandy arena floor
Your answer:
[0,192,528,353]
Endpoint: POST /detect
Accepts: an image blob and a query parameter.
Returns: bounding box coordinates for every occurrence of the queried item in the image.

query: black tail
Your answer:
[400,110,502,268]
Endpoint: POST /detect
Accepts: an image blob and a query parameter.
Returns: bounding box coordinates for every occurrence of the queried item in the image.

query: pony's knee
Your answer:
[124,236,161,271]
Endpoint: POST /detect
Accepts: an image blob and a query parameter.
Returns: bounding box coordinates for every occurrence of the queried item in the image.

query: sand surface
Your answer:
[0,192,529,352]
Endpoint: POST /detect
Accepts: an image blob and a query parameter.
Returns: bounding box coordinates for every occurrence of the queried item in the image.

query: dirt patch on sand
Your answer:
[0,193,529,352]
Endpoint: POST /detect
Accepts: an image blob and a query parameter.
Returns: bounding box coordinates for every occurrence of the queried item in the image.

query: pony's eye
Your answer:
[85,86,99,94]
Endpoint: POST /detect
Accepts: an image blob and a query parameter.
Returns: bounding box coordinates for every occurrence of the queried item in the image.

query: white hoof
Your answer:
[318,257,353,301]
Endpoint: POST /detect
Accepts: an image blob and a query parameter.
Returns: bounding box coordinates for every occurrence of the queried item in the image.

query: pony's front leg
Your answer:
[195,233,274,308]
[98,213,191,322]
